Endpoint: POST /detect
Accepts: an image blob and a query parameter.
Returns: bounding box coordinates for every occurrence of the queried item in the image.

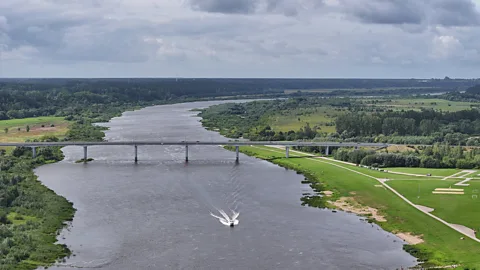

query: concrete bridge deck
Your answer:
[0,140,455,163]
[0,141,387,147]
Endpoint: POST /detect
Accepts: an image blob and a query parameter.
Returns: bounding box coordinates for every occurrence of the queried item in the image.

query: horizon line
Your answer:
[0,77,479,80]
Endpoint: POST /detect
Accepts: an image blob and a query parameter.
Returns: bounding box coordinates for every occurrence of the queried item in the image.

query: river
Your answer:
[36,100,418,270]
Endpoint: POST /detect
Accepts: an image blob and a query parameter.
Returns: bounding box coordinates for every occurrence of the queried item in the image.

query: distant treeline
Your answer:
[335,110,480,145]
[444,84,480,102]
[1,77,477,89]
[0,80,282,122]
[0,78,478,121]
[333,144,480,169]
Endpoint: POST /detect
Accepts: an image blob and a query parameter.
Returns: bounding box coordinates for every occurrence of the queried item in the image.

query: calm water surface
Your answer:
[36,101,417,270]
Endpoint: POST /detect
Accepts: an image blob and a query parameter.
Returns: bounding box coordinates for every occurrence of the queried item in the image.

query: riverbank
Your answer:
[0,116,109,269]
[227,145,480,269]
[0,144,75,270]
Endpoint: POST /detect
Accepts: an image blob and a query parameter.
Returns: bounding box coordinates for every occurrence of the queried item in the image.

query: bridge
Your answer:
[0,141,393,162]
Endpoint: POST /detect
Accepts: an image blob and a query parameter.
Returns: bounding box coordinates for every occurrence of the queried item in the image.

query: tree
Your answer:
[26,125,30,132]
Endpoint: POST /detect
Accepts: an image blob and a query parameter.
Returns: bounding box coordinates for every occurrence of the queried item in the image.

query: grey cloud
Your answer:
[189,0,257,14]
[342,0,425,25]
[188,0,323,16]
[1,2,157,63]
[431,0,480,26]
[342,0,480,27]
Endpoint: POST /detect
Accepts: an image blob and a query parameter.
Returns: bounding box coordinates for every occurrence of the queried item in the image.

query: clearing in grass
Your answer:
[0,116,70,143]
[268,106,340,134]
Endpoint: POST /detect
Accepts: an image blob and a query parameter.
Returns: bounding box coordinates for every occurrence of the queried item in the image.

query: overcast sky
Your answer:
[1,0,480,78]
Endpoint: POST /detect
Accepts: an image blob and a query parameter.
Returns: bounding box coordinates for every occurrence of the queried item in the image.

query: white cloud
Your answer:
[431,35,462,59]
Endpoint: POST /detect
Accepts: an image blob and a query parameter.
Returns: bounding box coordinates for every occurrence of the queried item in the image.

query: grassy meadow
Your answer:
[363,98,477,112]
[268,106,341,133]
[266,98,479,135]
[388,180,480,236]
[0,116,70,155]
[283,87,441,94]
[0,116,70,142]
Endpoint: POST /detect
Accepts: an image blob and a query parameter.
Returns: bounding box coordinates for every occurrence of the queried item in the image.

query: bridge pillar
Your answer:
[325,146,330,156]
[235,146,239,162]
[286,146,290,158]
[83,146,88,163]
[134,145,138,163]
[185,145,189,162]
[32,147,36,158]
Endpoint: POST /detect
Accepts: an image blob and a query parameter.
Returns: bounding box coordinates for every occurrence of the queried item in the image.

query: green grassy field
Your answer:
[7,212,39,226]
[284,87,440,94]
[388,180,480,235]
[285,151,437,181]
[0,116,70,143]
[235,146,480,269]
[269,106,340,133]
[366,98,477,112]
[385,168,462,177]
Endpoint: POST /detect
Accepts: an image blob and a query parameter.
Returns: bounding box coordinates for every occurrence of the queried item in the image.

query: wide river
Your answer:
[36,101,417,270]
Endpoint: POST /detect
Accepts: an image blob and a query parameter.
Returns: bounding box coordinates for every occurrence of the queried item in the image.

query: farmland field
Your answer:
[0,116,70,143]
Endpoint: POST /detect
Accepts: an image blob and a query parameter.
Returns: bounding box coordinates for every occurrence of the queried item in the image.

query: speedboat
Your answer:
[210,209,239,227]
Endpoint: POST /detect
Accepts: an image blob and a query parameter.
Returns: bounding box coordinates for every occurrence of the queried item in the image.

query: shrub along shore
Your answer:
[0,120,110,269]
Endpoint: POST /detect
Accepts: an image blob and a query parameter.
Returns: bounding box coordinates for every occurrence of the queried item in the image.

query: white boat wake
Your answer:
[210,209,239,227]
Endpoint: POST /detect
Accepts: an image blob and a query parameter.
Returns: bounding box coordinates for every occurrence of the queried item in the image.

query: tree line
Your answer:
[333,144,480,169]
[335,109,480,145]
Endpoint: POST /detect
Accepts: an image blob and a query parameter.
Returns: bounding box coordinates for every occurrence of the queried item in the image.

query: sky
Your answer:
[1,0,480,78]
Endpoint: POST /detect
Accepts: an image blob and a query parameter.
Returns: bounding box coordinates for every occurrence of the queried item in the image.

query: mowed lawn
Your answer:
[237,146,480,268]
[385,167,463,177]
[0,116,70,143]
[388,180,480,234]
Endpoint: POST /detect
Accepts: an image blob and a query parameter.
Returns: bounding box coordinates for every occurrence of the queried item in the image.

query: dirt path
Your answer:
[257,145,480,244]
